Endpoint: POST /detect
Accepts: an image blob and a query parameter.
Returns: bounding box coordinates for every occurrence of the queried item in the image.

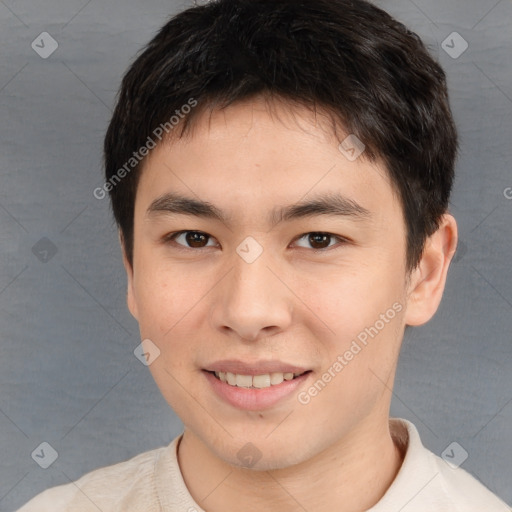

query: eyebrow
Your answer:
[145,191,372,227]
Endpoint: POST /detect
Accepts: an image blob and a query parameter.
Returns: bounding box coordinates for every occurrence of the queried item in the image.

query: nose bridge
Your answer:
[233,252,273,302]
[210,244,293,340]
[230,234,277,302]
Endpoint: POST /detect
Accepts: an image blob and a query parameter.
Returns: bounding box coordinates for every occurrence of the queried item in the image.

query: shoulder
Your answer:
[427,448,510,511]
[381,419,510,512]
[17,442,175,512]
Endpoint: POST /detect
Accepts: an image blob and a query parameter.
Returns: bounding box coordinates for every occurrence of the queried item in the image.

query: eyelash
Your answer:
[161,231,350,252]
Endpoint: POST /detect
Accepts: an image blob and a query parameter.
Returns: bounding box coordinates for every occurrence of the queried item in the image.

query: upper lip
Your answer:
[205,360,310,376]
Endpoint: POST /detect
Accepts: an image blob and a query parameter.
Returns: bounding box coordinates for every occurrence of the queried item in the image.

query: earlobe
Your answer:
[119,231,139,321]
[404,214,458,326]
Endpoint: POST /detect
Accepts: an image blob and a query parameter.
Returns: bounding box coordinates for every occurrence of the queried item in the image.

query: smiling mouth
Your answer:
[207,370,311,389]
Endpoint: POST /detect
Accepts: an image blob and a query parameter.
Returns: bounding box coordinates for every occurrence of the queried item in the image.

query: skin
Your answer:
[121,96,458,512]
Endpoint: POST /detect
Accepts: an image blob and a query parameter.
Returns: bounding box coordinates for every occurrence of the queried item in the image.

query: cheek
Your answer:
[299,297,405,429]
[131,269,212,388]
[132,264,208,408]
[133,260,211,335]
[299,261,403,339]
[299,260,406,402]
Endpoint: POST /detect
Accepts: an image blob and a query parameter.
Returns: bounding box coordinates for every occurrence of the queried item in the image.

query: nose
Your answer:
[209,248,293,342]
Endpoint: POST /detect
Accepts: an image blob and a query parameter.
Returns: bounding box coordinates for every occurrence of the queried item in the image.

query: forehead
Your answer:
[136,97,400,228]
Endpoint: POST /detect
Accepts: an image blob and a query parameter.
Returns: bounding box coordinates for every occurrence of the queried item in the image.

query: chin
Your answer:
[212,434,315,471]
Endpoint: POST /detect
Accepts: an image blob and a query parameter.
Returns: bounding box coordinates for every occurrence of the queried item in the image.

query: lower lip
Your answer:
[203,370,311,411]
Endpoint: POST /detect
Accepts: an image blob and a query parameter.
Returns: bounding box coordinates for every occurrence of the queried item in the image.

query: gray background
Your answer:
[0,0,511,509]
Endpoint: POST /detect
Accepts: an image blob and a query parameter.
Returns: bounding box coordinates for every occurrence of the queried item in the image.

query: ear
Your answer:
[119,231,139,321]
[404,213,458,326]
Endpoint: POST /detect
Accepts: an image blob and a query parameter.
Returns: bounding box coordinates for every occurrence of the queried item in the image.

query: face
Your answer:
[124,97,416,470]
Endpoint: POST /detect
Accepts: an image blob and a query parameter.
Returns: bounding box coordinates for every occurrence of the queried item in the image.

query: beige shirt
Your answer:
[18,419,510,511]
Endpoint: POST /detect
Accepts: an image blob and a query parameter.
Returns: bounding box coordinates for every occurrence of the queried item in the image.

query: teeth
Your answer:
[236,374,253,388]
[253,374,271,388]
[270,372,284,385]
[213,371,306,389]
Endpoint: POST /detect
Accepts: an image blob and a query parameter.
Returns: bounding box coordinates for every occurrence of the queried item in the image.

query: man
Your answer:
[19,0,510,510]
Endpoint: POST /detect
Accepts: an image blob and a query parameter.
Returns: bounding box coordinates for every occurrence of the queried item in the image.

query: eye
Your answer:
[164,231,218,249]
[163,231,347,251]
[293,232,348,251]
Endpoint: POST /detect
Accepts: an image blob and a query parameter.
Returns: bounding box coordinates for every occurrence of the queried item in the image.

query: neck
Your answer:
[177,417,405,512]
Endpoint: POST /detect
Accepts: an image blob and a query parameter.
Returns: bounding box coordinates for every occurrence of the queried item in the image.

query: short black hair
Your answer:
[104,0,458,272]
